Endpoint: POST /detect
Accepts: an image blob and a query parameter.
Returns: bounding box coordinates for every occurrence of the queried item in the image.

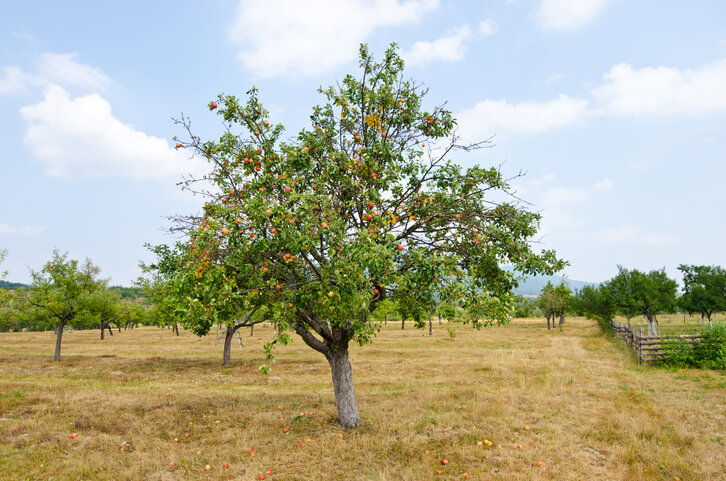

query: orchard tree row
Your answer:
[572,265,726,334]
[0,250,165,358]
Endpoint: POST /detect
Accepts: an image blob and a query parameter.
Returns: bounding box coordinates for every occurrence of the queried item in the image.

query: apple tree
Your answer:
[162,44,565,428]
[24,250,107,361]
[142,243,269,366]
[606,266,677,335]
[678,264,726,326]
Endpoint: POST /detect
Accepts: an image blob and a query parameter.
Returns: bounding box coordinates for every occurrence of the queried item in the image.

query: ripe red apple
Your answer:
[235,218,242,224]
[368,202,374,208]
[266,470,272,475]
[285,185,291,192]
[258,476,265,480]
[223,463,229,469]
[275,284,281,290]
[366,214,373,220]
[175,143,182,149]
[210,102,218,109]
[441,459,448,465]
[184,432,190,438]
[170,462,176,467]
[373,289,379,294]
[70,433,78,439]
[221,228,229,235]
[256,148,262,154]
[174,438,179,443]
[397,244,405,251]
[263,267,268,272]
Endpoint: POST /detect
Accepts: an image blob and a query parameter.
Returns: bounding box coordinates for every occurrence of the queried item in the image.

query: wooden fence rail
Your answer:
[610,321,703,364]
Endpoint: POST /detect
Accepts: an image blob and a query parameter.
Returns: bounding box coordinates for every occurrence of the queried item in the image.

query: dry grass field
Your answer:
[1,318,725,480]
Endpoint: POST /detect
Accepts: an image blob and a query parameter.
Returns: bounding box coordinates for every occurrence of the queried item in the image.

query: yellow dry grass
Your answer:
[0,318,724,480]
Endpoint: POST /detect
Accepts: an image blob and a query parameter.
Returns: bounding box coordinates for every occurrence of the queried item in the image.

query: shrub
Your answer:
[694,322,726,369]
[660,338,696,368]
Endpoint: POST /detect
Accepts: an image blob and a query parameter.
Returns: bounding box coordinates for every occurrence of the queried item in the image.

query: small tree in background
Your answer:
[678,264,726,326]
[572,284,614,328]
[538,281,571,329]
[158,44,565,428]
[24,250,106,361]
[606,266,677,335]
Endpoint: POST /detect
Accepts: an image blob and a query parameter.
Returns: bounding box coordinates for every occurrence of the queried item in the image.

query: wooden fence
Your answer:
[610,321,703,364]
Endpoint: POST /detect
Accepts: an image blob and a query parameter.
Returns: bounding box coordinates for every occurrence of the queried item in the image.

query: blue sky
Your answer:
[1,0,725,287]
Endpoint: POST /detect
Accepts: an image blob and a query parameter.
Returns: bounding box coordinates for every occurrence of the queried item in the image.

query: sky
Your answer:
[1,0,726,287]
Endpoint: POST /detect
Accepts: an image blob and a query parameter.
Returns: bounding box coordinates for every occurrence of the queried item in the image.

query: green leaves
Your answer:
[157,43,566,364]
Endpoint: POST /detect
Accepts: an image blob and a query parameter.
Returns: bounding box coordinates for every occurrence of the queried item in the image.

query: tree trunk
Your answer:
[250,323,254,336]
[646,314,657,336]
[326,345,361,429]
[700,313,704,326]
[173,322,179,336]
[546,313,551,330]
[401,318,405,330]
[384,312,387,325]
[428,312,432,335]
[559,310,565,326]
[54,320,65,361]
[107,322,113,336]
[100,321,105,340]
[222,325,242,367]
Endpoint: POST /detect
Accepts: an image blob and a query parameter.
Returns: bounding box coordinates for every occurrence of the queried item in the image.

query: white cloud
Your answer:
[478,19,497,35]
[591,58,726,115]
[403,25,473,66]
[0,66,29,94]
[1,52,109,96]
[228,0,440,77]
[0,224,47,236]
[19,85,204,180]
[534,0,609,31]
[457,94,588,137]
[541,179,611,206]
[595,224,678,247]
[36,53,110,91]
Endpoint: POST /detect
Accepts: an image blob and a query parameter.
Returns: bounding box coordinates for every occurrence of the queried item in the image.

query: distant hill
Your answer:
[0,280,28,289]
[513,274,598,297]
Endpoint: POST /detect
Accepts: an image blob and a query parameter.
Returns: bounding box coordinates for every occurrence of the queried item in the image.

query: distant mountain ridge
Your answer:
[0,280,28,289]
[513,274,598,296]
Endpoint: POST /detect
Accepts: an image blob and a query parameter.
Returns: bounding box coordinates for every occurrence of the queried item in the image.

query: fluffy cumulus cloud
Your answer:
[20,85,204,180]
[457,94,588,137]
[228,0,440,77]
[402,25,473,66]
[534,0,609,31]
[591,58,726,115]
[0,224,47,236]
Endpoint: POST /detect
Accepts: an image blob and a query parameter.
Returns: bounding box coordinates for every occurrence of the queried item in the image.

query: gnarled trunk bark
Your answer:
[428,312,432,335]
[326,345,361,429]
[546,313,551,330]
[401,318,405,329]
[559,310,565,326]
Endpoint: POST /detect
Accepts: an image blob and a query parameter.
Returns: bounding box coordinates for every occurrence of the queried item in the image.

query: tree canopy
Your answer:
[152,44,565,428]
[678,264,726,325]
[605,266,677,335]
[23,250,107,360]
